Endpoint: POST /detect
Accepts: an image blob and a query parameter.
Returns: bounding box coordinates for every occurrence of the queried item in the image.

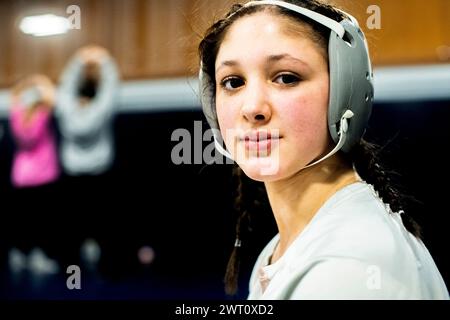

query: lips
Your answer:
[240,130,280,142]
[239,130,280,155]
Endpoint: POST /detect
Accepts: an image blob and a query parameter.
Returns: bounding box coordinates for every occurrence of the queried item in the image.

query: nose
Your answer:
[240,81,272,124]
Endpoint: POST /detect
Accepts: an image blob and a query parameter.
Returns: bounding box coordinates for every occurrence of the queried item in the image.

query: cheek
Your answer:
[216,100,238,142]
[276,81,330,161]
[279,92,328,139]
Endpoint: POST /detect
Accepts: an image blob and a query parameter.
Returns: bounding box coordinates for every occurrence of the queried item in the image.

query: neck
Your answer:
[264,153,358,263]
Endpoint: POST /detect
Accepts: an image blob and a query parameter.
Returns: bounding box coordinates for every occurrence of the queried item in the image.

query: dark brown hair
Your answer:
[198,0,421,296]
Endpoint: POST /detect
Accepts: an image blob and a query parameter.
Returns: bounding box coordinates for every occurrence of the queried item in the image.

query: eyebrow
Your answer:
[215,60,239,73]
[267,54,310,68]
[216,53,310,73]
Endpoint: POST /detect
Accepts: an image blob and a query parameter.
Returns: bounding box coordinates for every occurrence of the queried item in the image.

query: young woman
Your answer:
[198,0,449,299]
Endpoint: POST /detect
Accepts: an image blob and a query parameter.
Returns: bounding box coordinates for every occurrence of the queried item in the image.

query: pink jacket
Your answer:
[10,104,60,188]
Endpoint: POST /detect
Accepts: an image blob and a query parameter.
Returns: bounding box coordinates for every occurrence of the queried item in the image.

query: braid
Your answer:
[224,166,246,295]
[351,139,422,238]
[224,166,269,295]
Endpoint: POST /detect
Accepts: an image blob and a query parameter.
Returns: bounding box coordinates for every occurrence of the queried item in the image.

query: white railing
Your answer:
[1,64,450,118]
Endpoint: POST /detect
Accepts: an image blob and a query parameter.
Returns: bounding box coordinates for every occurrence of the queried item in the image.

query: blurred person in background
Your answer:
[57,44,119,176]
[55,45,120,276]
[9,74,59,188]
[7,74,60,275]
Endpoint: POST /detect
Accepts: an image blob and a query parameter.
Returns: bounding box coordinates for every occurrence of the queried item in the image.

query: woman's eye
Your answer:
[274,73,300,85]
[221,77,245,90]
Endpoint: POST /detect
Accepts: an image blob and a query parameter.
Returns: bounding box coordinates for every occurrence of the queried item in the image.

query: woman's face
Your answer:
[215,11,331,181]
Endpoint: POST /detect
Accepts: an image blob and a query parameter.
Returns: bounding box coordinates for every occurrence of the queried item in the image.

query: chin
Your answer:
[237,156,285,182]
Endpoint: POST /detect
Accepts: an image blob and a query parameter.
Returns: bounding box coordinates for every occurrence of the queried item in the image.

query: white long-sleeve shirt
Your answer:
[248,182,449,299]
[57,56,119,176]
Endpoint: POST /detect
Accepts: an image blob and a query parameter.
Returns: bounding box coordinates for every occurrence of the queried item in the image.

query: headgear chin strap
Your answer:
[199,0,374,169]
[303,109,353,169]
[213,128,233,159]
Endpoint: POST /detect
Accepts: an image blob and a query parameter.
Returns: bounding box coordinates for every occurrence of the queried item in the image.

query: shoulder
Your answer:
[283,182,422,295]
[310,182,410,264]
[10,105,24,117]
[252,183,447,299]
[283,183,423,298]
[285,256,413,299]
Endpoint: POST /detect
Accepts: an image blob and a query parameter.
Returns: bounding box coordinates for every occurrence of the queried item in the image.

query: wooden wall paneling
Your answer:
[438,0,450,62]
[119,0,139,78]
[0,2,13,88]
[333,0,449,65]
[110,0,129,79]
[0,0,449,89]
[146,0,190,77]
[183,0,246,75]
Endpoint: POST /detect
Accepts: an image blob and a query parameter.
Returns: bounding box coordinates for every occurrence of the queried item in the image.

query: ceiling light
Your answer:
[19,14,70,37]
